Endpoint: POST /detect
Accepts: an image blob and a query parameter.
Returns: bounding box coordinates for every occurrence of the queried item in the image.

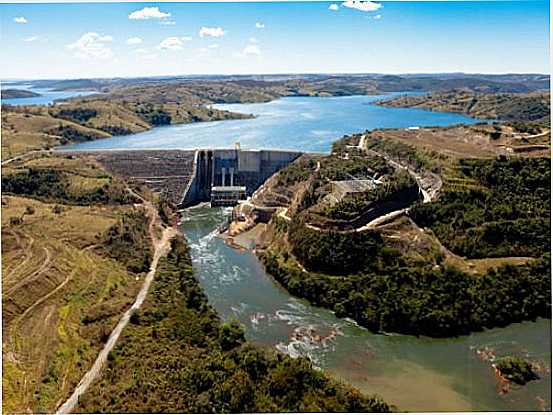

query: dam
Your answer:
[84,147,302,207]
[182,147,302,207]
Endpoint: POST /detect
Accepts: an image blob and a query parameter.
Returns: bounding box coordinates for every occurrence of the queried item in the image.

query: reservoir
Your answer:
[64,94,549,411]
[64,94,480,153]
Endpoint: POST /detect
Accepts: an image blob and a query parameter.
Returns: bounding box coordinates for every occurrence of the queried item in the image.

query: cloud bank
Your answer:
[67,32,113,60]
[199,27,226,38]
[342,1,382,12]
[129,7,171,20]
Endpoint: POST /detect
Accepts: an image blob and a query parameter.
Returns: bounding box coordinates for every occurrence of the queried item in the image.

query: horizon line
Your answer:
[2,71,550,83]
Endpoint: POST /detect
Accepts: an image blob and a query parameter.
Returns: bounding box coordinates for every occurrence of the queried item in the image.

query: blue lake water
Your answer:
[63,94,481,153]
[1,85,98,106]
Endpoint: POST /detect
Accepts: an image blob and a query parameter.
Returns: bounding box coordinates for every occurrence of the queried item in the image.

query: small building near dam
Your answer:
[211,186,247,207]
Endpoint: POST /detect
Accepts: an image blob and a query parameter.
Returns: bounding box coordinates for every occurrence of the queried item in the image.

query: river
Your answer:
[181,206,551,412]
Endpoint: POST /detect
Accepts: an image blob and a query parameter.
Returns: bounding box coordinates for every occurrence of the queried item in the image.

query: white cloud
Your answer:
[255,22,265,29]
[242,44,261,56]
[373,14,382,19]
[328,4,339,11]
[249,37,259,44]
[160,20,176,26]
[67,32,113,60]
[199,27,225,38]
[158,36,191,50]
[129,6,171,20]
[342,1,382,12]
[23,36,39,42]
[126,37,143,45]
[208,43,219,49]
[14,16,27,24]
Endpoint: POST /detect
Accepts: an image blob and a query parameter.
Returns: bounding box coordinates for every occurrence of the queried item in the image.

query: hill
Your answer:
[2,89,41,99]
[236,125,551,338]
[1,154,153,413]
[377,90,551,123]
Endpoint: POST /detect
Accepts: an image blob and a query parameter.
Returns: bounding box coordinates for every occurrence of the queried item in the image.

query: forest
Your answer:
[411,157,550,258]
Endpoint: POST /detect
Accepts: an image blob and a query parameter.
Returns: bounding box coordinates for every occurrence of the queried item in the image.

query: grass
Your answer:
[1,155,153,413]
[1,91,251,160]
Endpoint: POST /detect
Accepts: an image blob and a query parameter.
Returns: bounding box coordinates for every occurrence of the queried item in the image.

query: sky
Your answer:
[0,1,550,79]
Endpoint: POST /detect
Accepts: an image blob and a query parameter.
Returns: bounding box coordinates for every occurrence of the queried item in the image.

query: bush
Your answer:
[496,356,539,385]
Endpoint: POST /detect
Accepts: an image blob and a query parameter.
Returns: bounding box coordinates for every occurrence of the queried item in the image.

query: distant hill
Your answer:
[1,89,41,99]
[378,90,551,122]
[23,73,550,94]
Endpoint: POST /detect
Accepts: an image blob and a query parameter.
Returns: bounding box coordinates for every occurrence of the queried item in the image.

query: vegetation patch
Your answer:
[2,162,137,206]
[259,153,551,338]
[102,210,153,273]
[411,157,550,258]
[496,356,540,385]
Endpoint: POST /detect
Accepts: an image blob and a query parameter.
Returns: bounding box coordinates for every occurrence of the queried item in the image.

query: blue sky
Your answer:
[0,1,549,79]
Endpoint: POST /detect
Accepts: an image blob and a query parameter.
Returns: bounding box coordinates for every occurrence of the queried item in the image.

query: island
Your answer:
[1,88,41,99]
[496,356,540,386]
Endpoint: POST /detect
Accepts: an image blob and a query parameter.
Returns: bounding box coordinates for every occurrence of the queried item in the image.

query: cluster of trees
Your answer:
[134,103,172,126]
[507,120,549,134]
[263,242,550,337]
[411,157,550,258]
[496,356,540,385]
[102,211,153,273]
[288,219,383,275]
[48,125,102,144]
[98,125,133,136]
[276,158,317,187]
[54,107,98,124]
[2,168,136,206]
[365,134,437,172]
[78,237,391,413]
[146,110,172,126]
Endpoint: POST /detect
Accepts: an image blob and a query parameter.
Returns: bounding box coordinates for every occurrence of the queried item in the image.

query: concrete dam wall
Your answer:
[180,148,302,207]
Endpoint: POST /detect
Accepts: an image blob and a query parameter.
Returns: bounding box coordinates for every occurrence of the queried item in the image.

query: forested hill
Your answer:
[377,90,551,123]
[1,89,41,99]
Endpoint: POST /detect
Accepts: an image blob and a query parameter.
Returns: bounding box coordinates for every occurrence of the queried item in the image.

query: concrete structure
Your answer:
[211,186,247,206]
[181,148,302,207]
[331,179,380,199]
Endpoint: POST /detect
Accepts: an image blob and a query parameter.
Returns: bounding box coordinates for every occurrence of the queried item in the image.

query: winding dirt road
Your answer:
[275,138,441,234]
[56,197,176,414]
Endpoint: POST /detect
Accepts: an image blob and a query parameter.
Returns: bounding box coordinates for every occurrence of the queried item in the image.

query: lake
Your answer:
[63,94,481,153]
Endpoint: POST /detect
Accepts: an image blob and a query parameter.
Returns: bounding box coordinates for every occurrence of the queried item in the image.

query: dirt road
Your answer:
[56,197,176,414]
